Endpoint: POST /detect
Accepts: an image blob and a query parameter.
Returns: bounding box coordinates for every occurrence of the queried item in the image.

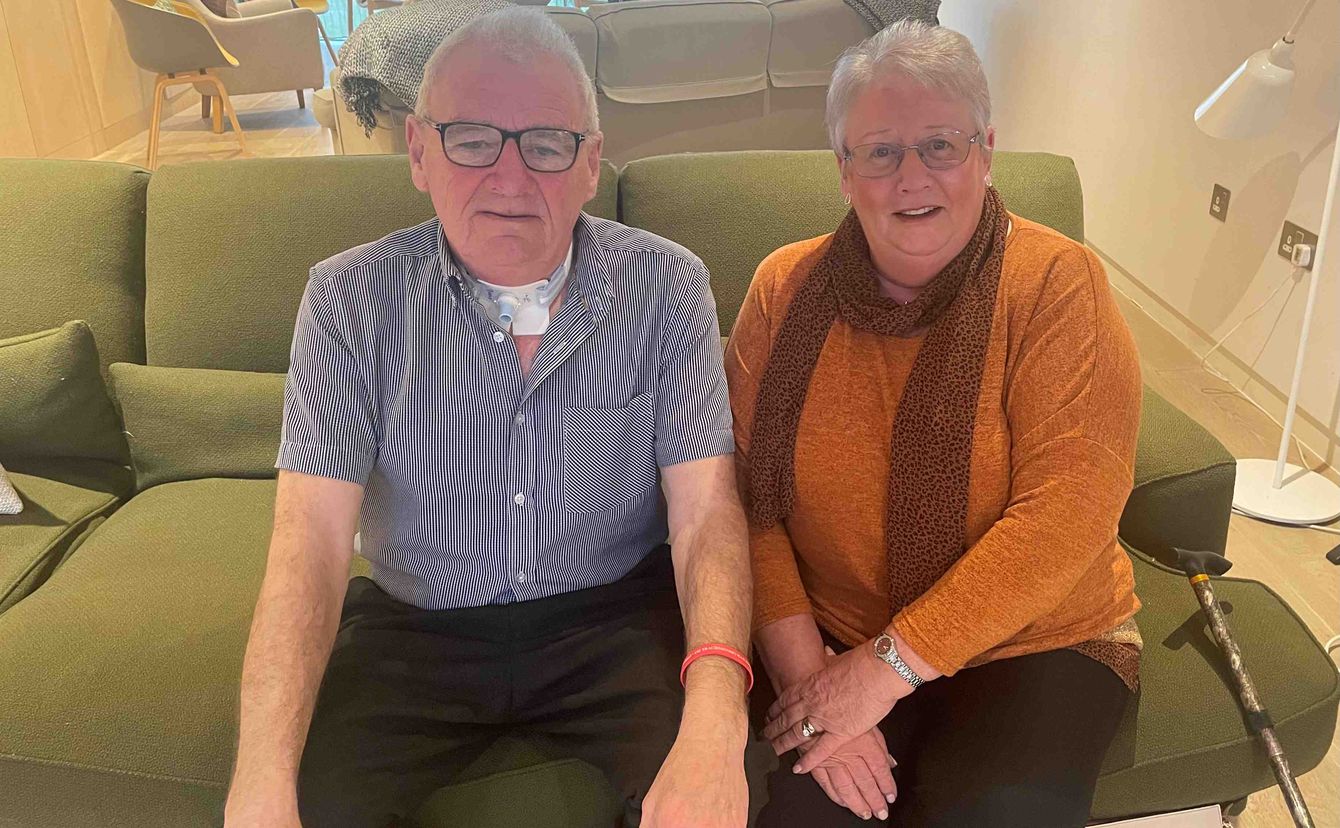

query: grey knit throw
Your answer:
[338,0,510,136]
[845,0,940,30]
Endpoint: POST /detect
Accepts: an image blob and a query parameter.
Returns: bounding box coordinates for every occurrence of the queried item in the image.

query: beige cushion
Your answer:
[764,0,873,88]
[0,463,20,515]
[587,0,771,104]
[545,8,597,79]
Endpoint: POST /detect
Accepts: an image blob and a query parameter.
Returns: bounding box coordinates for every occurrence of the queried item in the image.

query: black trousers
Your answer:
[753,645,1131,828]
[298,547,693,828]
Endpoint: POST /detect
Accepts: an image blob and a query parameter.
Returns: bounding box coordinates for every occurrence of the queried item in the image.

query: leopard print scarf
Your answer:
[748,188,1008,614]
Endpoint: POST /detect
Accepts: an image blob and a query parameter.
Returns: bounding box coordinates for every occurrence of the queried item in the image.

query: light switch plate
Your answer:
[1209,184,1230,221]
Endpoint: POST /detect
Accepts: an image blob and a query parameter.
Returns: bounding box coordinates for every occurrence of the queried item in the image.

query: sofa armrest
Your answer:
[1119,388,1237,569]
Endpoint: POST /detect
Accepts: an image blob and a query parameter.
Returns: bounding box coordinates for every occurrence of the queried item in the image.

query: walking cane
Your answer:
[1173,548,1314,828]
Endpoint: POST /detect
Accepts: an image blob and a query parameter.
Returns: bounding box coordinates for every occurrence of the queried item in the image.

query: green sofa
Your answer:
[0,151,1335,827]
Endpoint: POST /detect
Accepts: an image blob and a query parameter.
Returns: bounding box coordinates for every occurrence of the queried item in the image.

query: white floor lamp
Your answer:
[1194,0,1340,527]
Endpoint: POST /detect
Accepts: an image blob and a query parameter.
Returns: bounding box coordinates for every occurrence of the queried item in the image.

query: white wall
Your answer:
[939,1,1340,462]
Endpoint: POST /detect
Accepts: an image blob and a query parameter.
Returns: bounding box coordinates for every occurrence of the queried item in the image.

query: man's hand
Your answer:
[644,656,750,828]
[801,727,897,821]
[642,732,748,828]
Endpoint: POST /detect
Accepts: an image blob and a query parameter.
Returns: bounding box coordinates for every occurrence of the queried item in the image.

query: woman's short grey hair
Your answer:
[825,20,990,153]
[414,6,599,133]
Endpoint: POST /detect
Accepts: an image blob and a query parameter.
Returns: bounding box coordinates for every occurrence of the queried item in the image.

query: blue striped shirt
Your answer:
[277,213,733,610]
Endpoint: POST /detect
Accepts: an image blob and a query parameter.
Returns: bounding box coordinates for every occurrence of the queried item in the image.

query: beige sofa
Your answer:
[324,0,876,163]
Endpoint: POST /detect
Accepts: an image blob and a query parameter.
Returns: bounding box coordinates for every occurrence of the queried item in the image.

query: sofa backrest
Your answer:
[587,0,772,105]
[4,151,1079,373]
[0,160,149,375]
[618,149,1085,336]
[142,155,617,372]
[763,0,875,89]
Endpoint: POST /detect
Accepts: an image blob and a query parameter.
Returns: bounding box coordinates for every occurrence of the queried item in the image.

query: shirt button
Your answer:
[514,413,525,425]
[493,331,505,343]
[517,571,527,583]
[513,493,526,506]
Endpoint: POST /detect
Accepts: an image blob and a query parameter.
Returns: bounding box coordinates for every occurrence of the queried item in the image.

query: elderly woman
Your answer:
[725,20,1143,828]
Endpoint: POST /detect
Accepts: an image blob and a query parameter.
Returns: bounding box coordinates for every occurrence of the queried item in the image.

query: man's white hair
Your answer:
[825,20,990,152]
[414,6,599,133]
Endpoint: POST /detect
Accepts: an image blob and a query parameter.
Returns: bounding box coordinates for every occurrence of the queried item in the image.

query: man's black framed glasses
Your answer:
[425,120,588,173]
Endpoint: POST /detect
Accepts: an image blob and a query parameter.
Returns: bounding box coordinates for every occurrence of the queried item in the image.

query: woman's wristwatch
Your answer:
[873,633,925,689]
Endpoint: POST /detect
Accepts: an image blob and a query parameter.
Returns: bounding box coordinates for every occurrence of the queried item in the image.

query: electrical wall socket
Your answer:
[1279,220,1318,269]
[1209,184,1230,221]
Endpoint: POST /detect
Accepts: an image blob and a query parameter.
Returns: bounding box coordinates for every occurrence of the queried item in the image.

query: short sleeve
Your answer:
[655,259,734,468]
[275,272,379,485]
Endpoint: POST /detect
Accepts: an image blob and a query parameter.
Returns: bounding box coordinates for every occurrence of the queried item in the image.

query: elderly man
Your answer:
[222,7,753,827]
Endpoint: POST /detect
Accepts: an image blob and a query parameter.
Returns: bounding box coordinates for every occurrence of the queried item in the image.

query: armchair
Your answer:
[182,0,326,119]
[109,0,247,169]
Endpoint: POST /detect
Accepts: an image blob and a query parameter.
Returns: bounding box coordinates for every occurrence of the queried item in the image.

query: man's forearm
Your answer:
[672,495,753,724]
[228,529,350,797]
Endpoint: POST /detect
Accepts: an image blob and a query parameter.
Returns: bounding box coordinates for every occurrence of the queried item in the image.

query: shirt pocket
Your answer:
[561,392,658,513]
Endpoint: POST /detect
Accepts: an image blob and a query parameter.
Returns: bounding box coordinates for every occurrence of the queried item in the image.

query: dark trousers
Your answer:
[298,547,688,828]
[753,646,1131,828]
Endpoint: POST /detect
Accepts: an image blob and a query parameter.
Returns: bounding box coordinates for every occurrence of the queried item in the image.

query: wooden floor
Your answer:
[97,92,1340,828]
[94,87,334,167]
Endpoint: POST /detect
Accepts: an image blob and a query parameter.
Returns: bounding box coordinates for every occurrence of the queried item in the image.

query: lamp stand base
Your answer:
[1233,458,1340,526]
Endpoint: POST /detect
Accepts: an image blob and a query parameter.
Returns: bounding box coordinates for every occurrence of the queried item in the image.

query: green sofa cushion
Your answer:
[0,479,279,826]
[0,160,149,374]
[0,478,617,827]
[0,458,132,614]
[109,364,284,492]
[1092,545,1339,818]
[618,149,1084,335]
[0,322,129,465]
[144,156,619,374]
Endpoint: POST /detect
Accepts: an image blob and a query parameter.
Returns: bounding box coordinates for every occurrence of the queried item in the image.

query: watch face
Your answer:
[874,636,893,657]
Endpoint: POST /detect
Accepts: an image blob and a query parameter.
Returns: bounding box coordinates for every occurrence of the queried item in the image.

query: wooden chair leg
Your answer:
[201,94,211,120]
[212,100,223,134]
[297,89,306,109]
[208,76,247,154]
[147,74,168,169]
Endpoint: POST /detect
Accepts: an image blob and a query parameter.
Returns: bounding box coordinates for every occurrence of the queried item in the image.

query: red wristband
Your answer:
[680,643,754,694]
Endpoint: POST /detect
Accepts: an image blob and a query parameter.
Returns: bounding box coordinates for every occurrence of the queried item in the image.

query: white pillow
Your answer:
[0,462,21,515]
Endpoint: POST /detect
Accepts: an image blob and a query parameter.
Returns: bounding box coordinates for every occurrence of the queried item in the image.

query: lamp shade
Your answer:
[1195,39,1296,139]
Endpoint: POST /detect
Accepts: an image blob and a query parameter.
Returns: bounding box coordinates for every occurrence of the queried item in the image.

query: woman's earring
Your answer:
[984,173,993,187]
[843,193,851,205]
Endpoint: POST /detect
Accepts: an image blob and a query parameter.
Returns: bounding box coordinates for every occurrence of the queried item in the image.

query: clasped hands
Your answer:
[761,643,914,821]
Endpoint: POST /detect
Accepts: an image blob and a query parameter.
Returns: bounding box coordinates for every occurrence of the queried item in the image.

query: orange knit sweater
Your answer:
[726,216,1144,678]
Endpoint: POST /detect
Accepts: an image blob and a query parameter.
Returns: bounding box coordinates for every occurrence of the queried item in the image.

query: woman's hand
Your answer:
[801,726,897,821]
[763,642,910,774]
